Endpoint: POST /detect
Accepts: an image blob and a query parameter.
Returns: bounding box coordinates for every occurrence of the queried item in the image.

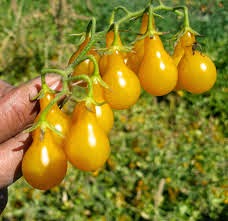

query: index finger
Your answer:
[0,75,62,144]
[0,80,13,98]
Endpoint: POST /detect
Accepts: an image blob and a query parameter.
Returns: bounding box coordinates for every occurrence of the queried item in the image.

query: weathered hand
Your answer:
[0,75,61,214]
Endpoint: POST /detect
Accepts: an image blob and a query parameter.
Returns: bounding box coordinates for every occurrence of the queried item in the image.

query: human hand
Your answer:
[0,75,61,214]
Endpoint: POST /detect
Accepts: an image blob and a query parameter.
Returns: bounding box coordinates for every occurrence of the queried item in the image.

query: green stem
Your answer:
[39,92,64,122]
[40,73,49,92]
[90,17,96,36]
[66,37,97,75]
[65,17,99,76]
[154,5,183,17]
[183,6,190,28]
[157,0,164,5]
[86,54,100,77]
[112,1,183,30]
[109,12,115,25]
[116,9,145,27]
[62,75,70,92]
[41,68,66,77]
[68,74,93,97]
[110,6,131,25]
[148,5,156,36]
[173,6,190,29]
[109,9,146,46]
[114,6,131,15]
[173,6,200,36]
[113,23,120,46]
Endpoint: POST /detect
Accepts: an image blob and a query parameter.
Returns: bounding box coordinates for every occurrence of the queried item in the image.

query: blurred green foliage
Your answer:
[0,0,227,220]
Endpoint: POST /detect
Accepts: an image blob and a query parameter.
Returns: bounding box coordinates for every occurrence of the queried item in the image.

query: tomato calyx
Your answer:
[25,81,69,140]
[24,101,66,141]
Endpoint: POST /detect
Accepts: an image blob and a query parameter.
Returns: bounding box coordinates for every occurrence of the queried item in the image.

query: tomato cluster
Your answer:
[21,2,217,190]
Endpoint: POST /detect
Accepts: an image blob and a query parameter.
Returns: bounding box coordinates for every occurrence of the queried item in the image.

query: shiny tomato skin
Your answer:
[178,50,217,94]
[138,35,178,96]
[93,82,114,134]
[102,52,141,110]
[68,37,100,80]
[22,129,67,190]
[99,31,127,76]
[173,31,196,66]
[173,31,196,90]
[72,83,114,134]
[126,13,149,74]
[34,93,70,146]
[64,103,110,172]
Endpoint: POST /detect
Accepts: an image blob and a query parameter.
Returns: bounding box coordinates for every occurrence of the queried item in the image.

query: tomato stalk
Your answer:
[157,0,163,5]
[173,6,200,36]
[30,73,56,101]
[68,74,100,109]
[112,24,120,47]
[110,6,131,25]
[24,92,67,138]
[41,68,66,77]
[109,9,145,48]
[86,54,100,78]
[26,70,71,137]
[88,55,109,89]
[68,74,92,94]
[86,17,96,36]
[69,69,107,109]
[41,69,70,97]
[148,5,156,37]
[65,18,103,76]
[153,3,183,17]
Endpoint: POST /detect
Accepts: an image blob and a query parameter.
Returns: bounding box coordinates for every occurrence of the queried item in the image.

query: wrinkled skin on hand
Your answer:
[0,75,61,214]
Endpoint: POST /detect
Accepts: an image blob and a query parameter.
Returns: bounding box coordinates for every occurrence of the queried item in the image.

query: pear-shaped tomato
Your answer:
[99,31,127,76]
[172,31,196,90]
[64,103,110,171]
[93,82,114,134]
[138,35,178,96]
[105,31,123,48]
[34,93,70,146]
[172,31,196,66]
[177,49,217,94]
[72,83,114,134]
[22,129,67,190]
[68,37,100,78]
[126,40,144,74]
[127,13,148,74]
[102,52,141,110]
[139,12,149,34]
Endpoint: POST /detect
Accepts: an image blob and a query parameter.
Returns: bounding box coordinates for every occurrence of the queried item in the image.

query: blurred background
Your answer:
[0,0,227,220]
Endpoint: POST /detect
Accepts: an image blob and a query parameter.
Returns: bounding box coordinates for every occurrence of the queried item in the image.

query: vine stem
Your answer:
[40,93,65,121]
[86,54,100,77]
[173,6,190,29]
[154,5,183,17]
[173,6,199,36]
[41,68,66,77]
[183,6,190,28]
[65,36,98,75]
[116,9,145,26]
[68,74,93,97]
[148,4,156,36]
[158,0,163,5]
[113,24,120,46]
[24,91,67,137]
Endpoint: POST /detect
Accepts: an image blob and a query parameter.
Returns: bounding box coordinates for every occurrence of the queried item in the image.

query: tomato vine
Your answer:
[22,0,217,190]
